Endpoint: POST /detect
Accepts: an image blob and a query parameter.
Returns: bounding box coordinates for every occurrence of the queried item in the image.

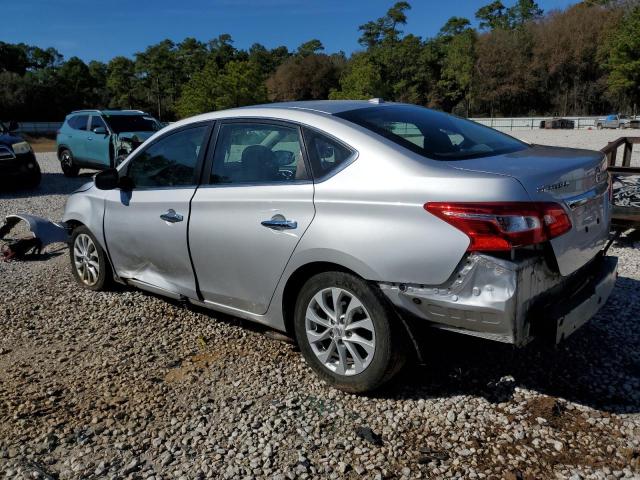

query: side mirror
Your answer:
[8,120,18,132]
[95,169,120,190]
[118,175,135,191]
[92,126,107,135]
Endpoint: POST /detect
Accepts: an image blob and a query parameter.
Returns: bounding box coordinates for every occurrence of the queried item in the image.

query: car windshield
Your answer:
[335,104,528,161]
[103,114,159,134]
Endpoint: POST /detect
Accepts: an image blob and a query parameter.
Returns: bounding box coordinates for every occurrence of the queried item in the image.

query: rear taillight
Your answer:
[425,202,572,251]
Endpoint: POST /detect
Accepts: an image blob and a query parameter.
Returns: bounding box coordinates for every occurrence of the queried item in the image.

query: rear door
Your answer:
[66,114,90,161]
[103,122,211,298]
[86,115,112,168]
[189,120,315,314]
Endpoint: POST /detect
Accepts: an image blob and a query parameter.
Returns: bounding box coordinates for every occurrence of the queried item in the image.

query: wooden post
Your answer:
[623,140,633,167]
[609,143,617,166]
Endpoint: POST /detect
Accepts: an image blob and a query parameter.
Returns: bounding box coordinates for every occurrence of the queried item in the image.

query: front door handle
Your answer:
[160,209,183,223]
[261,218,297,230]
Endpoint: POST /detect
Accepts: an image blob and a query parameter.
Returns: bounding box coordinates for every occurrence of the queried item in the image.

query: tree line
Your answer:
[1,0,639,122]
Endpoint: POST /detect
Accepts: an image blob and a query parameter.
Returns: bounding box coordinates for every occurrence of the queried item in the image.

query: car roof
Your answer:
[69,109,149,116]
[162,99,405,135]
[245,99,389,115]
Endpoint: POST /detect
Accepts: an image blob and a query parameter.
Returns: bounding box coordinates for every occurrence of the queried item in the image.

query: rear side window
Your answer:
[302,128,354,178]
[336,105,527,161]
[68,115,89,131]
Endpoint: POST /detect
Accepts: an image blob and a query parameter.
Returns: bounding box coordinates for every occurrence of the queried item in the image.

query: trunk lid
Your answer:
[450,145,610,276]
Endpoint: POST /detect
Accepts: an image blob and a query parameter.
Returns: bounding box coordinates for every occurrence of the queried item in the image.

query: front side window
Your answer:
[303,128,355,178]
[127,126,207,188]
[89,115,107,131]
[211,123,308,184]
[336,105,527,161]
[68,115,89,131]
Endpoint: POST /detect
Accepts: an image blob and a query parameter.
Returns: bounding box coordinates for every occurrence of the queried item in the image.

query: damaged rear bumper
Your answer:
[379,252,618,346]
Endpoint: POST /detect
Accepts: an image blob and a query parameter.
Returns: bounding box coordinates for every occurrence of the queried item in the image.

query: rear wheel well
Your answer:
[282,262,361,339]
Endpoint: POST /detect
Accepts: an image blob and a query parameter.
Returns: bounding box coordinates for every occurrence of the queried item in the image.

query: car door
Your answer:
[66,114,90,161]
[189,120,315,315]
[103,122,211,299]
[85,115,112,168]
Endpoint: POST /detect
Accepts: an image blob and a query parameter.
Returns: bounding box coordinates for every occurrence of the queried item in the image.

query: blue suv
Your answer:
[56,110,161,177]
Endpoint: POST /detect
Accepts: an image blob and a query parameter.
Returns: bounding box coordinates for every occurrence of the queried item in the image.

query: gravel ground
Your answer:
[0,152,639,480]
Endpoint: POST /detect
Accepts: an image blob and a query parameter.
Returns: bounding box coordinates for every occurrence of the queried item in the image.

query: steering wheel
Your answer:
[278,169,294,180]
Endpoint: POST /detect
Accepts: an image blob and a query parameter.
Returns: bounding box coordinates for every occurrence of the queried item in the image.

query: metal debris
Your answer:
[0,214,68,261]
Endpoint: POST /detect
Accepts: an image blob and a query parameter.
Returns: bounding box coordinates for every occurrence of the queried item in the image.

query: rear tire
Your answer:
[60,149,80,177]
[294,271,407,393]
[69,226,111,291]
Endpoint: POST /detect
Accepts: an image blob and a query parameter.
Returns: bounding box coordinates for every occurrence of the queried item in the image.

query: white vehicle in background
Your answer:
[596,114,632,129]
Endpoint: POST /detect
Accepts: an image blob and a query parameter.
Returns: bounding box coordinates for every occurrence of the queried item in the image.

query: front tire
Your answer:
[70,226,111,291]
[294,271,407,393]
[60,149,80,177]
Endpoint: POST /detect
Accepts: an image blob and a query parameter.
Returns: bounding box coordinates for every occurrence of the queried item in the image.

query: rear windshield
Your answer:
[104,115,159,134]
[335,105,528,161]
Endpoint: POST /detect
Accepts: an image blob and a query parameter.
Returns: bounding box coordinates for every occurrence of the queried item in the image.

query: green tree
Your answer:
[135,39,181,120]
[476,1,509,30]
[605,6,640,108]
[437,24,477,115]
[329,53,383,99]
[176,59,220,117]
[508,0,543,27]
[215,60,267,109]
[358,1,411,47]
[107,56,138,109]
[297,39,324,57]
[439,17,472,37]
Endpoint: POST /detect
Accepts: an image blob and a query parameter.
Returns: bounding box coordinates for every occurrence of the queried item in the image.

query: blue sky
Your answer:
[5,0,577,63]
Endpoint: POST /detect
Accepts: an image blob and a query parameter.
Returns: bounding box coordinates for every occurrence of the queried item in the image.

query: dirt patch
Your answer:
[23,135,56,153]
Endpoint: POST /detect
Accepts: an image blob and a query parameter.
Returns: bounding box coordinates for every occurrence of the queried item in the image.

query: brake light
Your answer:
[424,202,572,251]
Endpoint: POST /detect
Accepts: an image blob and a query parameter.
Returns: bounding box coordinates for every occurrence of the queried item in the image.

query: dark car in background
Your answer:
[0,121,41,188]
[56,110,161,177]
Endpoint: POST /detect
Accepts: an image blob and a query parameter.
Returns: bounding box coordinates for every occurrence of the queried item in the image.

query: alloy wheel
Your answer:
[73,233,100,286]
[305,287,376,376]
[61,151,72,169]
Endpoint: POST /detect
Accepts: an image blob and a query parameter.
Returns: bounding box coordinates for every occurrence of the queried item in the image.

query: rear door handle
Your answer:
[160,209,183,223]
[261,219,297,230]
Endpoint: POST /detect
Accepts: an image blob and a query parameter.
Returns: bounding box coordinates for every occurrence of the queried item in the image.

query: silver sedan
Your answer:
[63,100,617,392]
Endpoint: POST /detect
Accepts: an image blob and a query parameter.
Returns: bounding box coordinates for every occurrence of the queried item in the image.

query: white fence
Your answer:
[12,122,63,135]
[469,116,601,131]
[10,116,637,135]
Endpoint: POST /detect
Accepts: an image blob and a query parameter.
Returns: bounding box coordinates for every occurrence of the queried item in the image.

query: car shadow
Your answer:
[0,172,95,200]
[377,275,640,415]
[81,269,640,415]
